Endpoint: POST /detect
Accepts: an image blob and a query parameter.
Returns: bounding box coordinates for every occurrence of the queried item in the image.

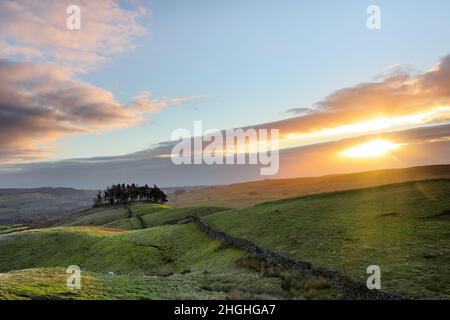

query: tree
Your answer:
[93,191,103,207]
[152,185,168,203]
[93,183,167,207]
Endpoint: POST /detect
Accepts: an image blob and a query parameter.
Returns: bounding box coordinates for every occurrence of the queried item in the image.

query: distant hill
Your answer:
[168,164,450,208]
[0,187,97,225]
[3,165,450,226]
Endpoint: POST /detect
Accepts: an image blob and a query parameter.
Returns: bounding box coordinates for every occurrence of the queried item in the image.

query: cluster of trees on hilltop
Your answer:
[93,184,167,207]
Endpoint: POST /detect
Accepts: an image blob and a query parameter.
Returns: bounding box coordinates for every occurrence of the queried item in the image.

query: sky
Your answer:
[1,0,450,188]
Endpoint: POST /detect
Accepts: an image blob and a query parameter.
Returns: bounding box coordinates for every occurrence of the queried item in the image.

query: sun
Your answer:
[339,139,405,159]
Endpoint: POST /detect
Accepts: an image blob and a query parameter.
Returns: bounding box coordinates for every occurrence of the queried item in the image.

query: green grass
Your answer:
[2,180,449,299]
[51,203,173,230]
[54,206,129,227]
[0,268,108,300]
[0,223,245,275]
[0,227,122,273]
[0,222,338,300]
[102,217,143,230]
[129,203,171,216]
[169,165,450,208]
[140,206,229,227]
[51,203,222,231]
[0,225,22,231]
[0,267,289,300]
[203,179,450,299]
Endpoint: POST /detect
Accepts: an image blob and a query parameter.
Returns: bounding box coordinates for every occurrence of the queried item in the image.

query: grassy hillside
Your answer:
[0,266,290,300]
[0,223,337,299]
[204,179,450,299]
[102,217,143,230]
[62,204,230,230]
[51,204,227,231]
[0,268,109,300]
[1,177,449,299]
[0,223,244,275]
[53,206,130,227]
[129,203,171,216]
[169,164,450,208]
[140,206,229,227]
[53,203,172,230]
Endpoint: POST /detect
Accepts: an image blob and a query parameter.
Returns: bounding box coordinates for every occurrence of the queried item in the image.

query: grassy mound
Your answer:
[204,179,450,299]
[140,206,229,227]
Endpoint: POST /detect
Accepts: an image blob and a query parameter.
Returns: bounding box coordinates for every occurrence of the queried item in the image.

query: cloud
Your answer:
[127,91,200,113]
[0,1,198,163]
[285,107,315,116]
[275,55,450,137]
[1,124,449,189]
[0,0,146,72]
[0,60,194,163]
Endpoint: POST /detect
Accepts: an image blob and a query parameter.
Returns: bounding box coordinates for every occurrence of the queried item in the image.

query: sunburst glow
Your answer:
[339,139,405,158]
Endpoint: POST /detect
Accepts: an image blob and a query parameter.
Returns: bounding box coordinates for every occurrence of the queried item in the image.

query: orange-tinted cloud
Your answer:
[0,60,193,163]
[1,124,449,189]
[260,55,450,140]
[0,1,197,163]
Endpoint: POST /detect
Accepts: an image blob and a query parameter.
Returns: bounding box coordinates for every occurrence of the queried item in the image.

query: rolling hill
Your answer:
[168,164,450,208]
[0,170,449,299]
[0,223,337,300]
[203,179,450,299]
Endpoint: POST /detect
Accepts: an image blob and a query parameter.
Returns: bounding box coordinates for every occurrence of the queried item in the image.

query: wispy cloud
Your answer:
[0,0,146,72]
[285,106,315,116]
[128,91,201,113]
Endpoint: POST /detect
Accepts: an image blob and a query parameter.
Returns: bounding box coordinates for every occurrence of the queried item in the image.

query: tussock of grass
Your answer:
[235,256,337,299]
[281,274,333,299]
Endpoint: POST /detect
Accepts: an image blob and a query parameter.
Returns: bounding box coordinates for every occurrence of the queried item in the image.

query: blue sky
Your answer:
[59,0,450,159]
[1,0,450,187]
